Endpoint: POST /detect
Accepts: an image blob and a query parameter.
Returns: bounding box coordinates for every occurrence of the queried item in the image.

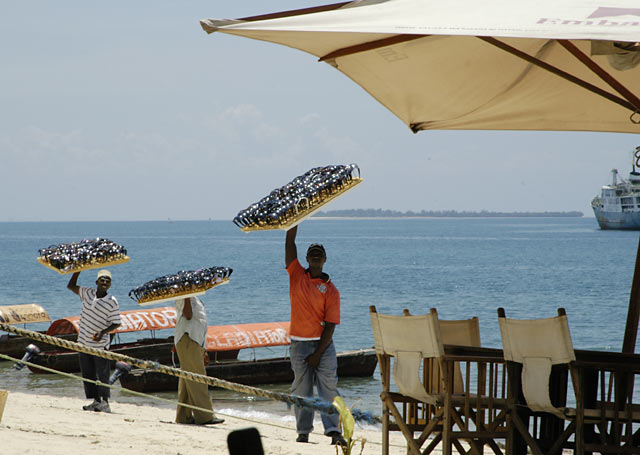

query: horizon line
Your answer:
[0,214,594,223]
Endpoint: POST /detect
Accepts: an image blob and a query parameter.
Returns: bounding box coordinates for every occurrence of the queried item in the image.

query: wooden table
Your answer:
[442,346,640,454]
[573,349,640,454]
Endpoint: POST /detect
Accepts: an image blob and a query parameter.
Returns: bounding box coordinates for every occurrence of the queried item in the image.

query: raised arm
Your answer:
[285,226,298,268]
[182,297,193,320]
[67,272,80,295]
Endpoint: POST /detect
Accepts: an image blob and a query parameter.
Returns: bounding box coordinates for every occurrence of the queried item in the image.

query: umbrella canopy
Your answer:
[201,0,640,134]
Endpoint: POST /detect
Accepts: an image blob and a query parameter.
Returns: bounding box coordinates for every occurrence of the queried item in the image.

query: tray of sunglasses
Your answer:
[135,278,230,306]
[37,256,130,275]
[239,177,363,232]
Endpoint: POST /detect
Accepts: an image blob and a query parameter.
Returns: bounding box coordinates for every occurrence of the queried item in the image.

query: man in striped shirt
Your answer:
[67,269,121,413]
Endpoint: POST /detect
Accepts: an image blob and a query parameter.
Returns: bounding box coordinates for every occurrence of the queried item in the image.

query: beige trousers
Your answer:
[175,334,214,424]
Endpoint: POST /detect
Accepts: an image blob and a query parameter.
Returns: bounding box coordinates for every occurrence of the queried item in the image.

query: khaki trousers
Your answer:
[175,334,214,424]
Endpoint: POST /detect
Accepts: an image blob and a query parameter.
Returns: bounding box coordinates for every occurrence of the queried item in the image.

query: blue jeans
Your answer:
[290,340,341,435]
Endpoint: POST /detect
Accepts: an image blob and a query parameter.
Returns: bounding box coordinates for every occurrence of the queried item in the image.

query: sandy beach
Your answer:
[0,391,417,455]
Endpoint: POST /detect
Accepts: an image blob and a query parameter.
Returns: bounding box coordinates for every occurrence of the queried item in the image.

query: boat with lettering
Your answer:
[591,146,640,230]
[118,321,377,392]
[0,304,77,360]
[24,306,220,373]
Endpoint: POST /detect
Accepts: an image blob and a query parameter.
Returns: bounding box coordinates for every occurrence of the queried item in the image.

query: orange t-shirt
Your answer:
[287,259,340,339]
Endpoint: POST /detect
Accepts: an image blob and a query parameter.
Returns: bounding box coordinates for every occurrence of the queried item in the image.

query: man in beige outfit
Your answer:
[174,296,223,425]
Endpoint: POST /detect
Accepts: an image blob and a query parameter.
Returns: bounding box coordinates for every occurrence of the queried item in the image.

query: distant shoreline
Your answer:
[312,216,586,220]
[315,209,584,218]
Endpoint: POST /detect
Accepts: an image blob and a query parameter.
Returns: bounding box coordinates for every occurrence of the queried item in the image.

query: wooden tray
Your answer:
[37,256,130,275]
[136,279,230,306]
[240,177,363,232]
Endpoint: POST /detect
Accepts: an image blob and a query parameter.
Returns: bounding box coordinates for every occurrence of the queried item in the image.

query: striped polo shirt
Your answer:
[78,287,121,349]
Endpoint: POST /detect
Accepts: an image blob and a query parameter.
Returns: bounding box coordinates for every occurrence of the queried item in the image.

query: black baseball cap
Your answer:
[307,243,326,257]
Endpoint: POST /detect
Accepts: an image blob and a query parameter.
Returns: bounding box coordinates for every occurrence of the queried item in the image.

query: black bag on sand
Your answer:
[227,427,264,455]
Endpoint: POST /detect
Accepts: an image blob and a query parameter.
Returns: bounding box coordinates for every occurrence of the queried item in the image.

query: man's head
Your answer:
[306,243,327,269]
[96,269,112,291]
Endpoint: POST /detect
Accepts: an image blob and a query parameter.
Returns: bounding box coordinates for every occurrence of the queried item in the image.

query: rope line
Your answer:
[0,323,381,424]
[0,351,400,448]
[0,352,217,416]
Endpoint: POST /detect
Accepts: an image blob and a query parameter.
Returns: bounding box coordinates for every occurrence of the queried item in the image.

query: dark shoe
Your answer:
[296,434,309,443]
[95,400,111,413]
[175,417,195,424]
[198,417,225,425]
[328,431,347,446]
[82,400,100,411]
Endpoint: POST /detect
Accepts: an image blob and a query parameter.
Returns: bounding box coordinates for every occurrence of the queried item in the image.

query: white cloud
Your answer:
[299,113,319,125]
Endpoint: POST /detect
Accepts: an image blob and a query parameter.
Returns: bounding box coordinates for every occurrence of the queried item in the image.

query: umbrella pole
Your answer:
[622,234,640,354]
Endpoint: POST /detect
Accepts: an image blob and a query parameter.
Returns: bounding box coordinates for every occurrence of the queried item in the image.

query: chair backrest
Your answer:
[370,306,443,403]
[498,308,575,416]
[437,317,482,393]
[440,317,481,349]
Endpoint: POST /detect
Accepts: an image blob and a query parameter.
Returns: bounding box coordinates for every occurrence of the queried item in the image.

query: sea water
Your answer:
[0,218,637,420]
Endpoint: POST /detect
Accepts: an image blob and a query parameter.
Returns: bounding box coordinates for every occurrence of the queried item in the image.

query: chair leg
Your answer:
[381,393,424,455]
[443,387,452,455]
[382,405,390,455]
[423,434,442,454]
[417,409,447,455]
[511,413,547,455]
[452,439,469,454]
[548,420,575,455]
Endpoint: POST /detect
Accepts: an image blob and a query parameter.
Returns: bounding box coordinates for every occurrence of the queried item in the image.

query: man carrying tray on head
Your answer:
[285,225,347,446]
[174,296,224,425]
[67,270,121,413]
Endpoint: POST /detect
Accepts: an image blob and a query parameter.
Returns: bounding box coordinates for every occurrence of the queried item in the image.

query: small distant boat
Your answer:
[592,146,640,230]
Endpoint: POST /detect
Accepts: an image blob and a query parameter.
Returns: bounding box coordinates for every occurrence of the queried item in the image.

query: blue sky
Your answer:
[1,1,638,221]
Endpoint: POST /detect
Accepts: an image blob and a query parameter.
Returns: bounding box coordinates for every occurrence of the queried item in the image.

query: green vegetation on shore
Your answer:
[316,209,583,218]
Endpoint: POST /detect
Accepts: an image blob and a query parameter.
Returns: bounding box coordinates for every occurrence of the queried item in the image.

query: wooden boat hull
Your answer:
[25,338,240,374]
[119,348,378,392]
[26,338,176,374]
[0,333,77,361]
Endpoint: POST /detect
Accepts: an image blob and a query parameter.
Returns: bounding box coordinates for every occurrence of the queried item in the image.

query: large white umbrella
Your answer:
[201,0,640,134]
[201,0,640,351]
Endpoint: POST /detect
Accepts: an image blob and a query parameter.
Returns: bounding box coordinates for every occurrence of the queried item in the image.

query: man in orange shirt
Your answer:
[285,225,346,446]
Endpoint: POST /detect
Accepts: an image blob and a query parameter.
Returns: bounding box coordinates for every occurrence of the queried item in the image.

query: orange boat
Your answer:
[18,310,377,389]
[26,307,236,373]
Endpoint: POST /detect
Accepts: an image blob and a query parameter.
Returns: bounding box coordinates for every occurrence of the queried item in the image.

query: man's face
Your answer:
[306,251,326,267]
[96,276,112,292]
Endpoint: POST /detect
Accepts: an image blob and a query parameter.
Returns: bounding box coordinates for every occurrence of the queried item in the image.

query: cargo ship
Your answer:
[591,146,640,230]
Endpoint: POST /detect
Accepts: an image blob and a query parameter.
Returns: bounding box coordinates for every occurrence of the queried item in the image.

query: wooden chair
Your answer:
[431,315,482,394]
[370,306,507,455]
[499,307,640,454]
[498,307,579,455]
